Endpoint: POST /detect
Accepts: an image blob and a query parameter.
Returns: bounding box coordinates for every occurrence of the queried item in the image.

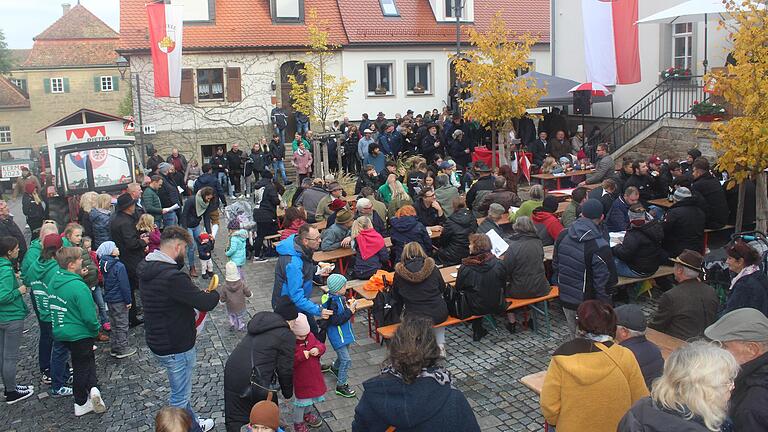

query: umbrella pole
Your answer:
[703,13,709,73]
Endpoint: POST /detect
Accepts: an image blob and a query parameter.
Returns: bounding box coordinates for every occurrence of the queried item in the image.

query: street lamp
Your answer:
[454,0,465,116]
[116,56,129,80]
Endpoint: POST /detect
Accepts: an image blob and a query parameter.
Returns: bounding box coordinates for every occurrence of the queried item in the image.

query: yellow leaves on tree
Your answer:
[288,9,354,131]
[453,13,545,157]
[708,1,768,182]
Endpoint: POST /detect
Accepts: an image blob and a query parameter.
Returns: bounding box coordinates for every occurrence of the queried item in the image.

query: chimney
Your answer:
[62,3,71,15]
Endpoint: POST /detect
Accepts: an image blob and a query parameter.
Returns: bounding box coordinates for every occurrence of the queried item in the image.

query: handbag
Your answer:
[239,339,279,401]
[443,285,472,319]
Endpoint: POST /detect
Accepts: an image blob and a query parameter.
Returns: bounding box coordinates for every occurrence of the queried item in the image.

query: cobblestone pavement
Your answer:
[2,197,686,432]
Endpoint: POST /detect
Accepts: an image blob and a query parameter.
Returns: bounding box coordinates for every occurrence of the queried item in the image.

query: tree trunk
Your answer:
[757,171,768,234]
[491,121,497,172]
[735,180,746,233]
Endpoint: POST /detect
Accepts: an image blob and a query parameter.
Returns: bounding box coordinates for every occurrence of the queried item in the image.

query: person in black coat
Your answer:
[194,163,228,210]
[722,240,768,317]
[352,315,480,432]
[623,161,658,203]
[614,305,664,389]
[414,187,445,228]
[157,163,183,226]
[180,187,215,276]
[437,197,477,266]
[517,113,537,146]
[447,129,472,169]
[612,204,665,277]
[690,158,729,229]
[223,308,295,432]
[662,187,705,258]
[21,182,46,239]
[455,233,508,341]
[227,144,245,194]
[0,200,26,263]
[528,131,549,168]
[465,164,494,211]
[252,172,282,260]
[420,124,443,164]
[110,194,148,326]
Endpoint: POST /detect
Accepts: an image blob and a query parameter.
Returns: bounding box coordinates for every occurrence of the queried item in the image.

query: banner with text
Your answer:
[147,3,184,97]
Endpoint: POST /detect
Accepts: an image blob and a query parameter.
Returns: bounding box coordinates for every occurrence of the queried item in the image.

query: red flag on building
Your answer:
[147,3,184,97]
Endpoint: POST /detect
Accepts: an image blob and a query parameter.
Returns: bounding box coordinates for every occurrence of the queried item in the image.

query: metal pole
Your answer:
[455,0,462,116]
[134,73,146,165]
[703,13,709,73]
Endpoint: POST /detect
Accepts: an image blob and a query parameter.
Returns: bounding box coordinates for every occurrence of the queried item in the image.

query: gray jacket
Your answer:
[502,232,551,299]
[295,186,327,219]
[586,154,614,184]
[435,185,459,217]
[320,223,351,251]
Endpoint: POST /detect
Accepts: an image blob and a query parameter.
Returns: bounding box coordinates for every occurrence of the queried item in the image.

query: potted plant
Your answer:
[691,100,727,122]
[412,82,425,94]
[374,85,388,95]
[661,67,692,80]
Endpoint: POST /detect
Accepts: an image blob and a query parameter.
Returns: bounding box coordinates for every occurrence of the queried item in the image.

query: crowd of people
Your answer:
[0,105,766,432]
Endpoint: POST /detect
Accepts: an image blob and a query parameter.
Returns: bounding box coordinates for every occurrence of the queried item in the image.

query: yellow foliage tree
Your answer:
[454,13,546,170]
[288,9,354,132]
[708,1,768,231]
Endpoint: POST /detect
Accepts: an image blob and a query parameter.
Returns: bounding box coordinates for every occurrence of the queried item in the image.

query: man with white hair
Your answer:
[355,197,386,235]
[358,129,375,167]
[705,308,768,431]
[648,249,719,340]
[157,163,182,227]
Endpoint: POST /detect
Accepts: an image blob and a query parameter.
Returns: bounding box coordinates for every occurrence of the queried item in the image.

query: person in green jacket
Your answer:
[510,184,544,223]
[560,187,589,228]
[142,175,165,222]
[48,246,105,416]
[377,173,409,204]
[20,221,57,277]
[0,235,33,404]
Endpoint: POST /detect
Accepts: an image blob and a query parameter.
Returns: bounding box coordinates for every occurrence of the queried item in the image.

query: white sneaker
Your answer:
[198,418,215,432]
[74,398,94,416]
[90,387,106,413]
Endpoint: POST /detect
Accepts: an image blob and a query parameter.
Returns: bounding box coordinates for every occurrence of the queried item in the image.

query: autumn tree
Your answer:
[454,14,545,170]
[0,30,13,74]
[289,9,354,132]
[708,1,768,232]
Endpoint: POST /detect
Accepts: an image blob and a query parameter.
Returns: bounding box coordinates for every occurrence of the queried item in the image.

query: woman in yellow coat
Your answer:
[541,300,649,432]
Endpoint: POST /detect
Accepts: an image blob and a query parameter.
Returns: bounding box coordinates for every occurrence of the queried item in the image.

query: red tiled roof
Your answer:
[118,0,349,52]
[35,4,119,41]
[338,0,549,44]
[9,50,31,67]
[22,40,119,68]
[0,76,30,109]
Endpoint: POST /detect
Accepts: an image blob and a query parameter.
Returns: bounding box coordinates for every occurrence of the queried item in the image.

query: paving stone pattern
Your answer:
[2,205,670,432]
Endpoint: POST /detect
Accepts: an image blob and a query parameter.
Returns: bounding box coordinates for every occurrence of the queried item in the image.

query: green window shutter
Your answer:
[112,76,119,91]
[63,78,70,93]
[43,78,51,93]
[94,76,101,92]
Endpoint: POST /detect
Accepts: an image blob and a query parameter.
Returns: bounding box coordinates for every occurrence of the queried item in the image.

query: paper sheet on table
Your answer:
[487,230,509,258]
[450,272,458,278]
[509,206,520,215]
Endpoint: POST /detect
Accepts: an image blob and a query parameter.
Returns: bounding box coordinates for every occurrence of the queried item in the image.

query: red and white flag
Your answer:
[147,3,183,97]
[581,0,640,86]
[518,151,531,182]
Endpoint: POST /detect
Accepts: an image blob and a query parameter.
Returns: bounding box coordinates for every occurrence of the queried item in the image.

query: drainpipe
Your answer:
[551,0,556,75]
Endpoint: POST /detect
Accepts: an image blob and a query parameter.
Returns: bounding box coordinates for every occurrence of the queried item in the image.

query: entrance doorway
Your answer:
[280,61,305,141]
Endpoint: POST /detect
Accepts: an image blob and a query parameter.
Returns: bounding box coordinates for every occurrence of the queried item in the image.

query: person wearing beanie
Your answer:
[531,195,565,246]
[220,261,252,332]
[248,392,281,431]
[97,241,137,359]
[196,232,214,279]
[225,217,248,279]
[290,313,327,432]
[612,203,665,278]
[320,273,358,398]
[662,186,705,257]
[320,208,354,251]
[478,202,507,238]
[553,198,618,337]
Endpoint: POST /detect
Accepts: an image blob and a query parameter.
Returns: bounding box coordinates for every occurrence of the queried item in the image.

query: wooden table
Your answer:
[520,329,686,395]
[648,198,674,209]
[532,169,595,190]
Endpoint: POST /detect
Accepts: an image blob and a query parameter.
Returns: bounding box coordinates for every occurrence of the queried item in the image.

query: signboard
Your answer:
[0,163,30,180]
[44,121,126,176]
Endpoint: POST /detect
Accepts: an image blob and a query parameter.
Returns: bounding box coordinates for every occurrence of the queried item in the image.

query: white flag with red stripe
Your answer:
[147,3,183,97]
[581,0,640,86]
[519,151,531,182]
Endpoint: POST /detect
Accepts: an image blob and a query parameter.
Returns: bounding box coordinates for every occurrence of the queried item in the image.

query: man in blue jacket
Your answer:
[605,186,639,232]
[271,225,333,336]
[553,199,617,337]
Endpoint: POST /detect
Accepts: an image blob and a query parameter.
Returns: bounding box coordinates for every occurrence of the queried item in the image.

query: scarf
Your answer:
[581,333,613,343]
[195,191,209,218]
[356,228,385,260]
[730,264,760,292]
[381,365,455,389]
[461,251,493,267]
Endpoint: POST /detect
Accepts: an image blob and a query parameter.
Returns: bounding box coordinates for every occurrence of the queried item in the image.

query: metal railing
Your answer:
[602,76,707,152]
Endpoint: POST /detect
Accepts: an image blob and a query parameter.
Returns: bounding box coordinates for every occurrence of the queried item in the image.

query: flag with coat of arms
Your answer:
[147,3,184,97]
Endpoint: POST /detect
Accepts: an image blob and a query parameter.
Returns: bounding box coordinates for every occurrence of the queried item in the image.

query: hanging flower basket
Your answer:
[374,86,388,95]
[412,82,425,94]
[694,114,723,122]
[662,67,692,80]
[691,100,726,122]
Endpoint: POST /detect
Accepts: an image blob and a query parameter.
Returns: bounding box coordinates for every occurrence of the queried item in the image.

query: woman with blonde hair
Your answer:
[389,205,431,262]
[392,242,449,356]
[89,193,113,249]
[619,341,739,432]
[349,216,389,280]
[78,191,99,240]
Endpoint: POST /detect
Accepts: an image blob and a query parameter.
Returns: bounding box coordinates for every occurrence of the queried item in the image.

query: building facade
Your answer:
[0,4,128,152]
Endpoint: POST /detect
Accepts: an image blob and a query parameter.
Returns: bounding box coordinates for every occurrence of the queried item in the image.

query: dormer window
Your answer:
[183,0,214,23]
[433,0,472,22]
[445,0,461,18]
[380,0,399,17]
[272,0,304,23]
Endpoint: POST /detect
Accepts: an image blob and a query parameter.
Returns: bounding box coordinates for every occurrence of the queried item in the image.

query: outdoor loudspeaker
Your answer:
[573,90,592,115]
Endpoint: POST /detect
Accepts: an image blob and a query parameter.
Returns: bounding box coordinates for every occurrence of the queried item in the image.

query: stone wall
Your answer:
[619,118,719,163]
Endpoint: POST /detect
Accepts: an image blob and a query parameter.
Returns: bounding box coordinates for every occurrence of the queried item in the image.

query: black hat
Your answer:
[115,193,135,211]
[274,296,299,321]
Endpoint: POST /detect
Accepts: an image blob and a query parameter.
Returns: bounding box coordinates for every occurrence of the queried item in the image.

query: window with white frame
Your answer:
[673,23,693,70]
[10,78,26,92]
[100,76,114,92]
[197,68,224,101]
[406,62,431,95]
[445,0,462,18]
[367,63,393,96]
[0,127,11,144]
[51,77,64,93]
[380,0,399,16]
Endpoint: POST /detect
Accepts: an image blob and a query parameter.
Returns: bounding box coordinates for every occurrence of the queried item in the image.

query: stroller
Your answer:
[703,230,768,304]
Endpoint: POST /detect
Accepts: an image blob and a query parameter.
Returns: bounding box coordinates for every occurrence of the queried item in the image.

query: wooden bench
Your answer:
[376,286,560,340]
[704,224,734,251]
[614,265,675,287]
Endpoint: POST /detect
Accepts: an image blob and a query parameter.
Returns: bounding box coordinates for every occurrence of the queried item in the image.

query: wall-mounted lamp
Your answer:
[116,56,130,80]
[271,80,277,91]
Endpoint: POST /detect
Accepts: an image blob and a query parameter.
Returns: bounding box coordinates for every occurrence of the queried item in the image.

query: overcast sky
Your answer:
[2,0,120,49]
